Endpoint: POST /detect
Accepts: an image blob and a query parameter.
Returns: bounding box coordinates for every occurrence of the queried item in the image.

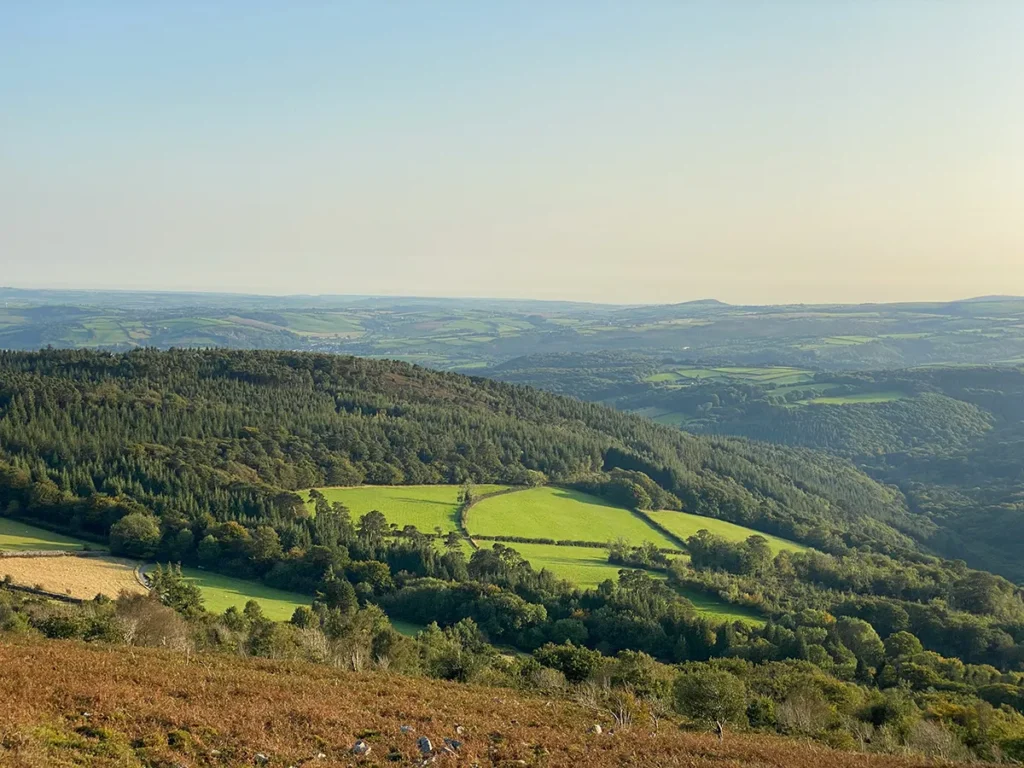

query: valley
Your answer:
[1,347,1022,762]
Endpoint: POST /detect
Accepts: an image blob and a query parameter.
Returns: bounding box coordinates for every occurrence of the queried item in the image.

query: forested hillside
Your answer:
[0,348,924,555]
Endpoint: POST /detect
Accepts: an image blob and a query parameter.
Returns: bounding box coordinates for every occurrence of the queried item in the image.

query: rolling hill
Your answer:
[5,288,1024,371]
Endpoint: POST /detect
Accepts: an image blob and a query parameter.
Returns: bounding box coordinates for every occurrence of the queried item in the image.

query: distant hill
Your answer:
[3,287,1024,370]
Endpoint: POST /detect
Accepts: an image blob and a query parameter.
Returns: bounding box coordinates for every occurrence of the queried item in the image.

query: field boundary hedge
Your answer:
[0,550,108,560]
[470,534,682,555]
[458,486,525,550]
[633,509,690,551]
[0,581,86,604]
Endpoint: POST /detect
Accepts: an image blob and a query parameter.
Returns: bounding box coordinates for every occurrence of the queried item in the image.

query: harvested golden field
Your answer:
[0,638,946,768]
[0,555,146,600]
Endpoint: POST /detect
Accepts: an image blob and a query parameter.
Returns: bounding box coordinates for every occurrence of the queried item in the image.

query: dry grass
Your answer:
[0,637,947,768]
[0,556,146,600]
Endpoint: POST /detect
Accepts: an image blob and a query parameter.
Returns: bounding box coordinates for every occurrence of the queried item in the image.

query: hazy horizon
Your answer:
[6,282,1023,310]
[3,2,1022,304]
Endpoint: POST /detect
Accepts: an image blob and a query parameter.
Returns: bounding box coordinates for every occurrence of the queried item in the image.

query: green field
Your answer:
[503,542,645,589]
[466,487,680,549]
[307,484,509,533]
[389,619,427,637]
[503,542,761,623]
[803,391,908,405]
[0,518,97,552]
[181,567,423,634]
[674,587,766,625]
[643,511,808,555]
[823,335,875,345]
[645,366,814,386]
[275,312,363,335]
[0,502,757,625]
[768,382,840,397]
[180,567,311,621]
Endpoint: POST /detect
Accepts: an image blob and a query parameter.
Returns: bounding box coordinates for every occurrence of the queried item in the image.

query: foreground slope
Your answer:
[0,638,941,768]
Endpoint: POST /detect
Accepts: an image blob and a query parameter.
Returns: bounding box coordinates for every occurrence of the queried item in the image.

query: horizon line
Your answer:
[2,284,1023,311]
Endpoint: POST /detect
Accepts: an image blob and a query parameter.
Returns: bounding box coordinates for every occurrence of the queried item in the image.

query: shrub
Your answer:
[747,696,777,729]
[535,642,605,683]
[673,668,748,727]
[109,513,161,559]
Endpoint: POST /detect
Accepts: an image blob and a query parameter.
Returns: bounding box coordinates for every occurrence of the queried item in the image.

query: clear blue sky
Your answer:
[2,2,1022,304]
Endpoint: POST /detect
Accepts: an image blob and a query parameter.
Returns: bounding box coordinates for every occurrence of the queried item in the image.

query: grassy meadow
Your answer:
[307,484,509,532]
[2,493,764,625]
[489,541,764,624]
[389,618,428,638]
[645,366,815,386]
[674,586,766,625]
[466,486,680,549]
[0,517,98,552]
[498,542,645,589]
[802,391,908,405]
[179,567,311,621]
[643,511,809,555]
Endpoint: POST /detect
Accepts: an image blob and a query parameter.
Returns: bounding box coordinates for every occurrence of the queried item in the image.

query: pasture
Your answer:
[802,391,908,405]
[307,484,509,533]
[0,518,96,552]
[179,567,310,622]
[466,487,680,549]
[674,586,766,625]
[389,618,427,638]
[643,511,809,555]
[501,542,762,623]
[502,542,643,589]
[644,366,815,386]
[0,555,145,600]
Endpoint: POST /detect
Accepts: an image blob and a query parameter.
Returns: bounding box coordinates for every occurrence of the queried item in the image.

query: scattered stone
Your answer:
[255,755,270,766]
[351,740,372,756]
[588,724,602,735]
[417,736,433,755]
[454,725,465,736]
[401,725,415,735]
[443,738,462,752]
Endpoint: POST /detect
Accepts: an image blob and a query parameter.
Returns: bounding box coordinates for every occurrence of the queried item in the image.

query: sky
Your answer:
[1,2,1022,305]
